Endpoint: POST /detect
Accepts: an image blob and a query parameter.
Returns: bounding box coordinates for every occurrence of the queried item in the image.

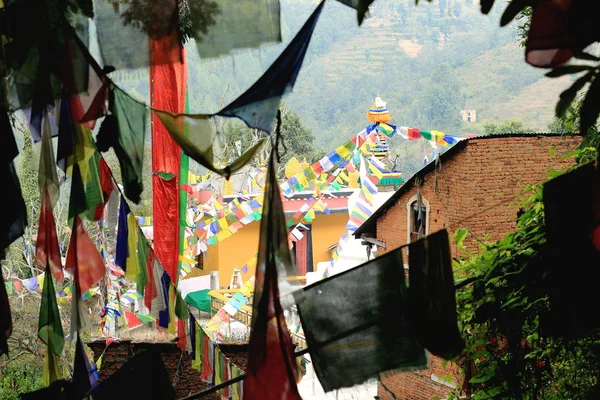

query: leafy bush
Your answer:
[0,363,44,400]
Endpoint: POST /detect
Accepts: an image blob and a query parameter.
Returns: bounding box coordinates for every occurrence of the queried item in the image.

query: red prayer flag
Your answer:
[408,128,421,140]
[144,249,158,311]
[346,161,356,173]
[181,184,194,194]
[35,189,63,281]
[125,311,142,328]
[65,216,106,294]
[93,158,114,221]
[177,319,187,350]
[199,334,213,382]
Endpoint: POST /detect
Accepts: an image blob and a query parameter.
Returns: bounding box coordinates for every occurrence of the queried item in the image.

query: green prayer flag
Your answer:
[111,88,148,203]
[155,111,265,179]
[175,292,190,321]
[420,130,432,141]
[136,228,150,295]
[38,267,64,356]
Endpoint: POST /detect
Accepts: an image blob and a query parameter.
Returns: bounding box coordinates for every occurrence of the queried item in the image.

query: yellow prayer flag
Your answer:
[297,172,309,188]
[368,163,383,180]
[191,327,201,370]
[335,145,351,159]
[43,341,62,386]
[218,218,228,230]
[125,214,140,283]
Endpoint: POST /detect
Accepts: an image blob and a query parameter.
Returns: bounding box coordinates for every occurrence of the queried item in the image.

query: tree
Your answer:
[218,105,326,174]
[483,119,536,135]
[412,63,463,133]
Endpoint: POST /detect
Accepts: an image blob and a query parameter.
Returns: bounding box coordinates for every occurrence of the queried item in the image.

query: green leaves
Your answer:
[555,72,594,118]
[580,75,600,135]
[500,0,533,27]
[454,228,469,246]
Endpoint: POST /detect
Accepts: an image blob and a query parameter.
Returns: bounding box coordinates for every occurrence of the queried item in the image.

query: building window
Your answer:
[406,194,430,243]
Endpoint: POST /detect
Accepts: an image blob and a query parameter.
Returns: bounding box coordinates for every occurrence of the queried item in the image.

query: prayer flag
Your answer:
[66,216,106,295]
[35,189,63,281]
[39,266,64,385]
[73,334,98,398]
[218,1,325,133]
[408,230,465,359]
[296,247,426,391]
[245,143,302,400]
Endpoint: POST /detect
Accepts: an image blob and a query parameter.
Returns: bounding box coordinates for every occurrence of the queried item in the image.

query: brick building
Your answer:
[354,133,580,399]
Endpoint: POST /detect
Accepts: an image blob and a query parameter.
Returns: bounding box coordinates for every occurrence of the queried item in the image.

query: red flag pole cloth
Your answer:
[149,34,187,283]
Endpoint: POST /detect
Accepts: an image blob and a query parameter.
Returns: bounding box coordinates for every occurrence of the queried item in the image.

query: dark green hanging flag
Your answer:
[38,266,64,356]
[97,89,148,203]
[407,229,465,359]
[296,247,426,392]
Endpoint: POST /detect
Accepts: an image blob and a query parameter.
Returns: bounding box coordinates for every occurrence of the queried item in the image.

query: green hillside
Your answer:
[112,0,568,174]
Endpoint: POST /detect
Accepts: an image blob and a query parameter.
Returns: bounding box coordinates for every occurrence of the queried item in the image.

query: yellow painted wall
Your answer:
[309,213,349,265]
[203,242,220,275]
[211,212,349,287]
[216,221,261,287]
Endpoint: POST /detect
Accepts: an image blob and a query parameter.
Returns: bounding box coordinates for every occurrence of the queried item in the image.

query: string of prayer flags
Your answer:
[38,267,64,385]
[407,229,465,359]
[217,1,325,133]
[245,140,302,400]
[296,247,426,392]
[396,126,461,146]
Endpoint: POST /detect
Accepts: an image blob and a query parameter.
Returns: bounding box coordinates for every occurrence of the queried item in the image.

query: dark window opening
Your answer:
[410,201,427,242]
[291,226,313,275]
[195,252,204,270]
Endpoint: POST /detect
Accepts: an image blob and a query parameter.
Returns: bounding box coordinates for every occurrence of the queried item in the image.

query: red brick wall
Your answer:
[375,135,580,399]
[88,340,247,399]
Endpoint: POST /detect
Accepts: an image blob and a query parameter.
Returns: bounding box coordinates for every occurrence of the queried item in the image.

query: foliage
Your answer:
[451,145,600,399]
[217,105,326,174]
[482,119,535,135]
[0,363,44,400]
